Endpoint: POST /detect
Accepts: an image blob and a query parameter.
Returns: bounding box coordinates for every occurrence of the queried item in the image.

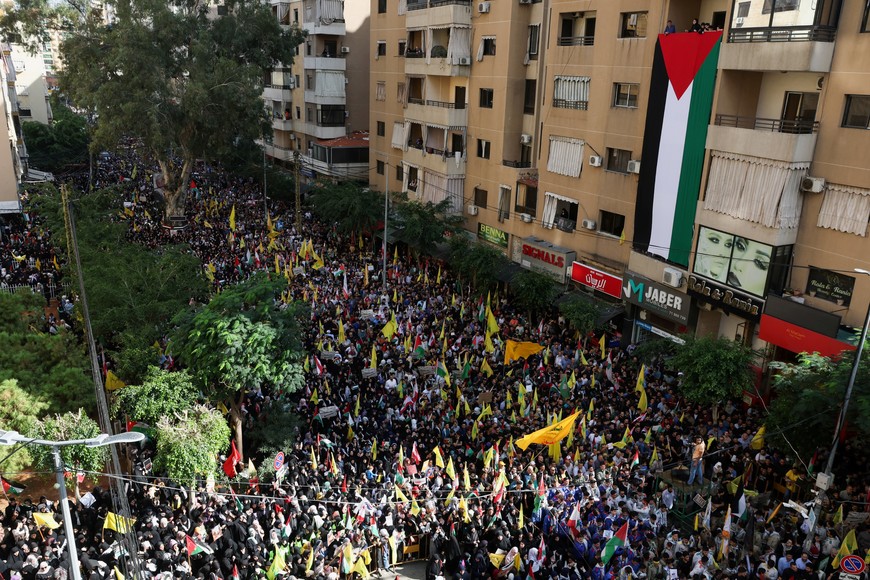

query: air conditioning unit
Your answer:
[520,213,533,223]
[801,176,826,193]
[340,46,350,54]
[627,160,641,174]
[288,77,296,89]
[581,219,597,230]
[662,267,684,289]
[478,1,490,13]
[519,0,532,4]
[735,16,745,26]
[520,133,532,145]
[467,204,479,216]
[589,155,602,167]
[458,57,471,65]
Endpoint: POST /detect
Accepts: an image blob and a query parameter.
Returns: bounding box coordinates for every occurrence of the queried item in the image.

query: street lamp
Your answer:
[0,430,145,580]
[809,268,870,536]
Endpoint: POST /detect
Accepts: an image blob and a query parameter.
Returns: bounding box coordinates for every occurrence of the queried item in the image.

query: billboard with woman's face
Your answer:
[693,226,773,297]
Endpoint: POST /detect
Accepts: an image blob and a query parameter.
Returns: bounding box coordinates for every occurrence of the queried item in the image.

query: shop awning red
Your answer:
[759,315,855,358]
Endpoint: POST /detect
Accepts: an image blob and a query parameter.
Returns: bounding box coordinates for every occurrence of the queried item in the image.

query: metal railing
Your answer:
[503,160,532,168]
[715,114,819,134]
[264,84,294,90]
[552,99,588,110]
[408,0,471,8]
[0,281,59,300]
[728,25,836,43]
[405,51,425,58]
[557,35,594,46]
[408,97,424,105]
[556,217,576,232]
[407,98,465,109]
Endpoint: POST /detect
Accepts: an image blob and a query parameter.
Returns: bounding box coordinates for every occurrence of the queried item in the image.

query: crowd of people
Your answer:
[1,152,869,580]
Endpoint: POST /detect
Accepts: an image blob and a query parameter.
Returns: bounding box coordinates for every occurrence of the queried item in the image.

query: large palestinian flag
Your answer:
[633,32,722,267]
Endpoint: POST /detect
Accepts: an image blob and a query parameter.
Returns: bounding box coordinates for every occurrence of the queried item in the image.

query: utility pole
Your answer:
[382,169,389,290]
[294,150,302,233]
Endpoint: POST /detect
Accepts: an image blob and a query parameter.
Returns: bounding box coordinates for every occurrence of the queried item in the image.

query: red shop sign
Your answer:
[570,262,623,299]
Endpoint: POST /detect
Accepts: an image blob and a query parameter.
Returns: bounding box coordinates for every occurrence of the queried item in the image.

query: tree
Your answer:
[153,405,230,484]
[245,399,300,464]
[632,338,678,366]
[0,379,49,474]
[666,334,754,405]
[27,409,107,488]
[767,351,870,458]
[309,182,384,236]
[172,273,307,456]
[21,99,89,173]
[394,199,464,252]
[448,236,505,293]
[52,0,305,220]
[112,367,199,426]
[559,297,603,336]
[510,270,558,321]
[0,290,94,414]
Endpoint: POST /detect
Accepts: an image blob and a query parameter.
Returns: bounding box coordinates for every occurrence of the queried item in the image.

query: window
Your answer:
[295,74,300,88]
[498,186,511,220]
[294,8,299,22]
[295,106,301,119]
[553,76,590,110]
[613,83,639,108]
[474,187,488,209]
[378,0,387,13]
[527,24,540,59]
[477,139,491,159]
[376,82,386,101]
[606,147,632,173]
[524,80,536,114]
[396,164,404,181]
[483,37,496,56]
[479,88,494,108]
[376,160,385,175]
[398,41,406,56]
[376,41,386,57]
[863,1,870,32]
[842,95,870,129]
[599,210,625,237]
[737,2,751,17]
[397,82,406,103]
[515,186,538,217]
[619,12,648,38]
[377,121,385,136]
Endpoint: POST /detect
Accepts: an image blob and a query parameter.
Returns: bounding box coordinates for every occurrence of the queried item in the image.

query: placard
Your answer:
[806,267,854,307]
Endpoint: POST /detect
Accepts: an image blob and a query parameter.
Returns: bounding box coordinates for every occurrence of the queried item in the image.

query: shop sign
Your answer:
[622,272,690,324]
[570,262,623,299]
[687,275,764,321]
[517,237,575,283]
[806,267,854,307]
[478,223,508,247]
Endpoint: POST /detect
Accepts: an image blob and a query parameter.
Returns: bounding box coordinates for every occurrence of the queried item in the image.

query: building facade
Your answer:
[370,0,870,366]
[263,0,371,182]
[1,43,27,214]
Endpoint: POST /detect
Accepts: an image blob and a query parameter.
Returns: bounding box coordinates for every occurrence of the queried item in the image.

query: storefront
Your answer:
[570,261,623,299]
[759,295,855,358]
[622,272,691,344]
[477,222,508,249]
[511,236,576,283]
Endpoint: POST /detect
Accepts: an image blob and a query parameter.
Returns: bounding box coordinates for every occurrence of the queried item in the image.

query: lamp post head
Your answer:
[85,432,145,447]
[0,431,24,446]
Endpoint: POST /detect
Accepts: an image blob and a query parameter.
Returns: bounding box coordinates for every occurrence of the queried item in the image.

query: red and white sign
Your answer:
[571,262,623,299]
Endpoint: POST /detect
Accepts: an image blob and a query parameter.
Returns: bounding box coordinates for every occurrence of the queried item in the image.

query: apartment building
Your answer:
[263,0,371,182]
[8,41,53,125]
[372,0,870,366]
[1,43,26,214]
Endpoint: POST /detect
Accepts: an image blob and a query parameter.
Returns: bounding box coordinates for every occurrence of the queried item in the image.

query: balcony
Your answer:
[552,99,588,110]
[404,56,470,78]
[304,90,345,106]
[303,55,347,71]
[302,122,347,140]
[272,118,294,132]
[406,0,472,29]
[404,145,466,177]
[557,35,594,47]
[707,114,818,163]
[405,98,467,128]
[264,143,295,162]
[264,85,293,101]
[502,160,532,169]
[720,26,835,72]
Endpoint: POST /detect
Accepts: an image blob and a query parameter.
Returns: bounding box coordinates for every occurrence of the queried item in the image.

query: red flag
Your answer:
[223,441,241,478]
[341,476,347,494]
[411,442,421,464]
[314,356,324,376]
[231,565,240,580]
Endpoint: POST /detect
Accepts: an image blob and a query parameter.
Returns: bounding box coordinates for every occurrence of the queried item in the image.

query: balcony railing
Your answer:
[728,25,836,43]
[503,160,532,168]
[405,50,425,58]
[552,99,588,110]
[408,0,470,9]
[265,84,294,90]
[408,97,424,105]
[557,35,594,47]
[715,114,819,134]
[317,120,346,127]
[408,98,465,109]
[556,217,576,232]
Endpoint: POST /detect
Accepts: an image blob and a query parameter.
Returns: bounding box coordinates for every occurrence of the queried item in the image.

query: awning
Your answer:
[759,315,855,358]
[555,291,625,326]
[495,261,524,284]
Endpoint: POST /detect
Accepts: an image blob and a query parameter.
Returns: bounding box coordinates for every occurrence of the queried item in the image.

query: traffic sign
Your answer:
[273,452,285,471]
[840,555,865,575]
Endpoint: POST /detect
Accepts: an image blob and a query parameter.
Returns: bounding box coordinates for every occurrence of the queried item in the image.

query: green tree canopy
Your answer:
[21,99,89,173]
[510,269,558,321]
[666,334,755,405]
[153,404,230,483]
[112,367,199,426]
[394,199,464,252]
[448,236,506,293]
[767,351,870,458]
[26,409,107,483]
[309,182,384,236]
[559,296,603,336]
[172,272,307,454]
[0,290,94,414]
[0,379,49,474]
[44,0,305,219]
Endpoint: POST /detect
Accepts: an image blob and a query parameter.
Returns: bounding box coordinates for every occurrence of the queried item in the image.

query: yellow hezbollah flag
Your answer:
[33,512,60,529]
[833,529,858,568]
[105,370,127,391]
[516,411,581,450]
[637,386,648,412]
[750,425,766,450]
[104,511,135,533]
[229,205,236,231]
[504,340,545,365]
[370,345,378,369]
[599,334,606,358]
